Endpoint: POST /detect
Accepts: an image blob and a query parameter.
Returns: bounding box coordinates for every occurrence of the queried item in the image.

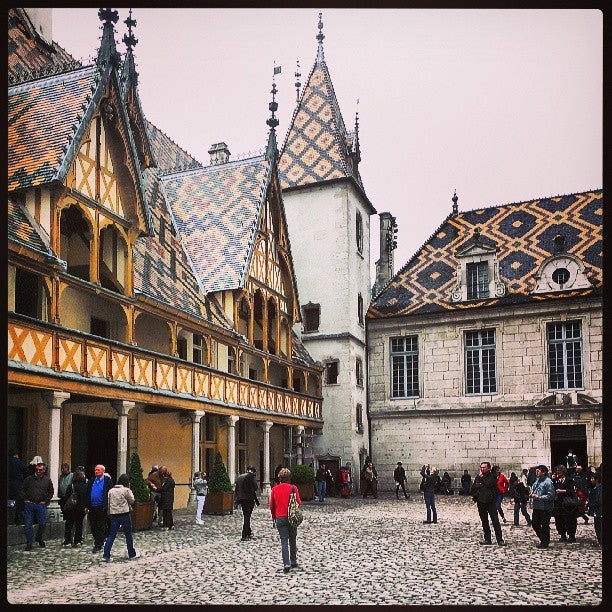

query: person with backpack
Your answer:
[269,467,302,573]
[492,465,509,524]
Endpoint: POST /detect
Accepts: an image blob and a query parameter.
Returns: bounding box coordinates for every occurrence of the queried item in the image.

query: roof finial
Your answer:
[123,8,137,52]
[97,8,121,71]
[452,190,458,215]
[294,59,301,104]
[316,12,325,62]
[267,63,280,131]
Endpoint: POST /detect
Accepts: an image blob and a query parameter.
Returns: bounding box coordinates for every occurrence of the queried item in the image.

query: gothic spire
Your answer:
[316,12,325,63]
[96,8,121,71]
[121,9,139,86]
[266,65,280,159]
[452,190,459,216]
[294,59,301,104]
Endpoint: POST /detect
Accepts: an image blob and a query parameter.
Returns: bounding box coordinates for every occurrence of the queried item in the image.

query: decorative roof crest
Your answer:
[316,12,325,62]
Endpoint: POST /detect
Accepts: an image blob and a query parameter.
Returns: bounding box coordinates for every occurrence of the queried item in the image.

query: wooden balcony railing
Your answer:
[8,315,322,420]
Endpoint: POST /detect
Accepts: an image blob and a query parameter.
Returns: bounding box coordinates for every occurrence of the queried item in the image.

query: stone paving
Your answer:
[6,494,602,605]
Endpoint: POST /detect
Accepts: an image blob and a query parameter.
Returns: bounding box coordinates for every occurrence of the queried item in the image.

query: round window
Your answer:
[552,268,570,285]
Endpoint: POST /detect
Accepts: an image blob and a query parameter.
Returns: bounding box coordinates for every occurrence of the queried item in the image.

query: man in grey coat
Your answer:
[529,464,556,549]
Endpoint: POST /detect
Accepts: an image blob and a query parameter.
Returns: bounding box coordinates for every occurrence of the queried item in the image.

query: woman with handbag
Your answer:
[269,467,302,573]
[552,464,579,543]
[62,469,88,547]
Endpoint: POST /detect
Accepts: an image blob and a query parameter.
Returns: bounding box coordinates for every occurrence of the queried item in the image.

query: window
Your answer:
[356,210,364,253]
[249,367,258,381]
[177,337,187,360]
[356,403,364,433]
[358,293,364,326]
[193,334,205,365]
[228,348,236,374]
[238,419,246,444]
[465,329,497,394]
[390,336,419,398]
[547,321,583,390]
[90,317,108,339]
[466,262,489,300]
[14,268,42,319]
[356,357,364,386]
[302,303,320,332]
[205,415,216,442]
[325,360,339,385]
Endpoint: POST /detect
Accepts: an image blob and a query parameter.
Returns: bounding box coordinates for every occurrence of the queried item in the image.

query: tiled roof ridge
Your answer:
[7,57,86,86]
[144,119,203,169]
[8,64,97,94]
[160,154,266,180]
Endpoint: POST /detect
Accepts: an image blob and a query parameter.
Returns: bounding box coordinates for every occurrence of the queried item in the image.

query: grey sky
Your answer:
[52,8,602,280]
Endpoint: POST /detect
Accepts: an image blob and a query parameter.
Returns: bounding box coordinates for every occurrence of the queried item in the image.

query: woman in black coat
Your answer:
[552,464,578,543]
[159,466,176,530]
[62,470,89,547]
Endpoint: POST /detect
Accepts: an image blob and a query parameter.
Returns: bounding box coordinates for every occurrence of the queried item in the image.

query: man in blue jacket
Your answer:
[86,464,114,553]
[529,464,556,549]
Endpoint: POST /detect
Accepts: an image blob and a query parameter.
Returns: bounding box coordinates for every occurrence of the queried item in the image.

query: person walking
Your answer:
[362,462,378,498]
[235,466,260,541]
[470,461,506,546]
[85,464,114,553]
[20,461,54,551]
[145,465,163,526]
[102,474,137,561]
[8,449,28,526]
[269,467,302,573]
[62,469,88,547]
[420,464,440,524]
[315,463,331,502]
[552,464,578,543]
[529,464,555,549]
[193,471,208,525]
[586,472,602,547]
[512,478,532,527]
[394,462,409,499]
[159,465,175,530]
[492,465,509,524]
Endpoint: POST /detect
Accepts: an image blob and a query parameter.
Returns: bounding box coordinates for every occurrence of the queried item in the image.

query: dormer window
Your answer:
[451,228,505,303]
[533,253,593,294]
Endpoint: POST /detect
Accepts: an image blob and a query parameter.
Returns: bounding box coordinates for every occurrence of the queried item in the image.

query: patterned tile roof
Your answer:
[8,66,98,191]
[145,120,202,174]
[291,330,316,366]
[278,57,364,193]
[8,198,52,256]
[368,190,603,318]
[8,8,81,85]
[160,157,270,294]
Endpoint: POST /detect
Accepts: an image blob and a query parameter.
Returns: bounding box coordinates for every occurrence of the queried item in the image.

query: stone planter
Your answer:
[296,483,315,501]
[203,491,234,515]
[131,500,154,531]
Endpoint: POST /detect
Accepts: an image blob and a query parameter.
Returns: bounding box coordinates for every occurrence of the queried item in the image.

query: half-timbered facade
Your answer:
[7,8,322,511]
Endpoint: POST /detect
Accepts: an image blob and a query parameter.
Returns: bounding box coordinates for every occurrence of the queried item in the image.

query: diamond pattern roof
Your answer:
[160,157,269,294]
[8,67,97,191]
[145,119,202,174]
[279,58,363,192]
[368,190,603,318]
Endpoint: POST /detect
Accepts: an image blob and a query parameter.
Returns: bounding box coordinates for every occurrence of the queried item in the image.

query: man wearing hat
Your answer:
[393,461,409,499]
[234,466,260,542]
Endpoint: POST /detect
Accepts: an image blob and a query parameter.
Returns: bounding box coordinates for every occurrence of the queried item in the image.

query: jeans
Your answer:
[531,508,552,546]
[195,495,206,522]
[513,501,531,525]
[23,502,47,545]
[240,500,255,538]
[477,501,503,543]
[88,505,108,548]
[424,492,437,522]
[495,493,506,520]
[275,516,298,569]
[317,481,327,501]
[103,512,136,559]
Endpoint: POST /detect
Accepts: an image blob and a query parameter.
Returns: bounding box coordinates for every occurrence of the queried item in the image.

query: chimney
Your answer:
[372,212,397,296]
[208,142,231,165]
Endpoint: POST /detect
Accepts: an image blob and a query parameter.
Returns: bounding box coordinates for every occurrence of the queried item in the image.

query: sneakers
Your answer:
[195,520,204,525]
[102,556,110,562]
[128,551,140,559]
[479,540,493,546]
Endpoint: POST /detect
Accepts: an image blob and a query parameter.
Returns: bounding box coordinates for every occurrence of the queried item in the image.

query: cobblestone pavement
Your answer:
[6,494,602,605]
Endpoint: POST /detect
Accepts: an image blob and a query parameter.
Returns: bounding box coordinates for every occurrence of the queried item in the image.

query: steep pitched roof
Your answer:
[8,197,53,257]
[8,8,80,84]
[145,120,202,174]
[159,156,270,294]
[368,190,602,318]
[8,66,98,191]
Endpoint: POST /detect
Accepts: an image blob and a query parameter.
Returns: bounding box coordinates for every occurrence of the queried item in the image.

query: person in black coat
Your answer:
[235,466,260,541]
[470,461,506,546]
[62,469,89,547]
[420,465,441,524]
[512,480,532,526]
[552,464,578,543]
[159,465,176,530]
[86,465,114,552]
[394,462,408,499]
[8,449,29,525]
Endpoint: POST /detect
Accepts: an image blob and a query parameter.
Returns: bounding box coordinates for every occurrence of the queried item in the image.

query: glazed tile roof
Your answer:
[278,57,365,194]
[8,66,98,191]
[8,198,52,256]
[368,190,603,318]
[8,8,81,84]
[160,156,270,294]
[291,330,316,365]
[145,120,202,174]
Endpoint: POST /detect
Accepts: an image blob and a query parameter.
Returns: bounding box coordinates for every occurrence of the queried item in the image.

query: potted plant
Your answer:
[203,451,234,515]
[128,451,154,531]
[291,464,315,501]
